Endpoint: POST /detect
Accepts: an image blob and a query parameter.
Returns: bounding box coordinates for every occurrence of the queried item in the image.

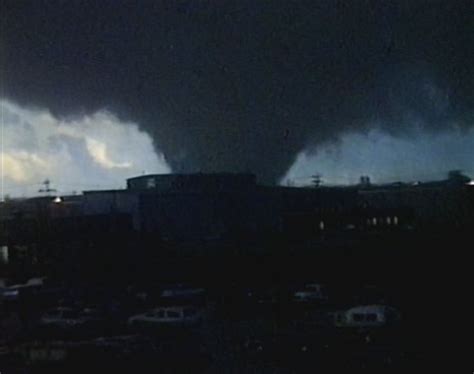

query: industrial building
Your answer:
[1,172,473,267]
[81,173,362,241]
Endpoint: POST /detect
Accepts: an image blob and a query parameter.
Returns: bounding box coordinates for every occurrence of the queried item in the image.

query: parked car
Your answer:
[39,307,104,330]
[0,280,44,301]
[293,284,328,303]
[0,277,62,305]
[159,285,206,305]
[334,305,400,328]
[128,306,203,329]
[161,286,205,299]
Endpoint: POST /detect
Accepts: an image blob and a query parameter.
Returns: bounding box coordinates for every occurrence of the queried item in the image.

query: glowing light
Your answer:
[0,246,8,264]
[468,180,474,186]
[53,196,62,203]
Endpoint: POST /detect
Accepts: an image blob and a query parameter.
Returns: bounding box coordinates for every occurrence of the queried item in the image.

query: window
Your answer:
[366,314,377,322]
[166,310,181,318]
[353,313,364,322]
[146,177,156,188]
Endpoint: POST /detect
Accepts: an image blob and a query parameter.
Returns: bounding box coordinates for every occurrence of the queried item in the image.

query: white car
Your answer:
[334,304,400,328]
[40,307,102,329]
[128,306,203,328]
[1,283,39,301]
[1,286,21,300]
[293,284,328,303]
[161,287,205,298]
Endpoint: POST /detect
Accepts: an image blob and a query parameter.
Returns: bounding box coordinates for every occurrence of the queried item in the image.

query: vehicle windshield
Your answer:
[166,311,181,318]
[62,311,78,319]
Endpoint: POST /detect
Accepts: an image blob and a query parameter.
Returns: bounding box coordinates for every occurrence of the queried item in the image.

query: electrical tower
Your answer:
[311,174,322,188]
[38,179,57,196]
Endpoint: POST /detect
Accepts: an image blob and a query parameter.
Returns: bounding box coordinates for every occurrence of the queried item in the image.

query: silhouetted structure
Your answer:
[1,172,473,271]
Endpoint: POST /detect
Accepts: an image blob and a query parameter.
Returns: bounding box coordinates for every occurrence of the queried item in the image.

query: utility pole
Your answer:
[38,179,57,196]
[311,174,322,188]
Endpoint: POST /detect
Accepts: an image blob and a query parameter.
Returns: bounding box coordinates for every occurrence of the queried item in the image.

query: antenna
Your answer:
[38,179,57,195]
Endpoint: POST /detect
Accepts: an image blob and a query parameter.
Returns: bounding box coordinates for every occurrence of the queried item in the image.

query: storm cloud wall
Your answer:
[2,0,473,184]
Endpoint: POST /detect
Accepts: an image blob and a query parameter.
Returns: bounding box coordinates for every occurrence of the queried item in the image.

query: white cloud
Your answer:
[2,151,51,183]
[281,127,474,186]
[1,99,171,197]
[85,138,132,169]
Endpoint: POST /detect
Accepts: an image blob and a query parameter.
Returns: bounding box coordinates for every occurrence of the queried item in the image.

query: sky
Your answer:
[0,99,170,197]
[281,127,474,186]
[1,0,473,195]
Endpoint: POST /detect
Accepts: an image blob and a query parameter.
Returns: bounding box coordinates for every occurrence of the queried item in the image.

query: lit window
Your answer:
[319,221,325,230]
[393,216,399,225]
[146,178,156,188]
[0,246,8,264]
[386,217,391,225]
[372,218,377,226]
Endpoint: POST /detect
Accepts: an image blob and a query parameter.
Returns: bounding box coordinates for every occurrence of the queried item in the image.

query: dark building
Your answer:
[81,172,474,243]
[359,181,474,230]
[2,173,473,267]
[127,173,257,193]
[83,173,361,242]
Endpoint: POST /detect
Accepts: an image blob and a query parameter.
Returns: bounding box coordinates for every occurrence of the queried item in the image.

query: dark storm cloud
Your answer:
[1,0,472,183]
